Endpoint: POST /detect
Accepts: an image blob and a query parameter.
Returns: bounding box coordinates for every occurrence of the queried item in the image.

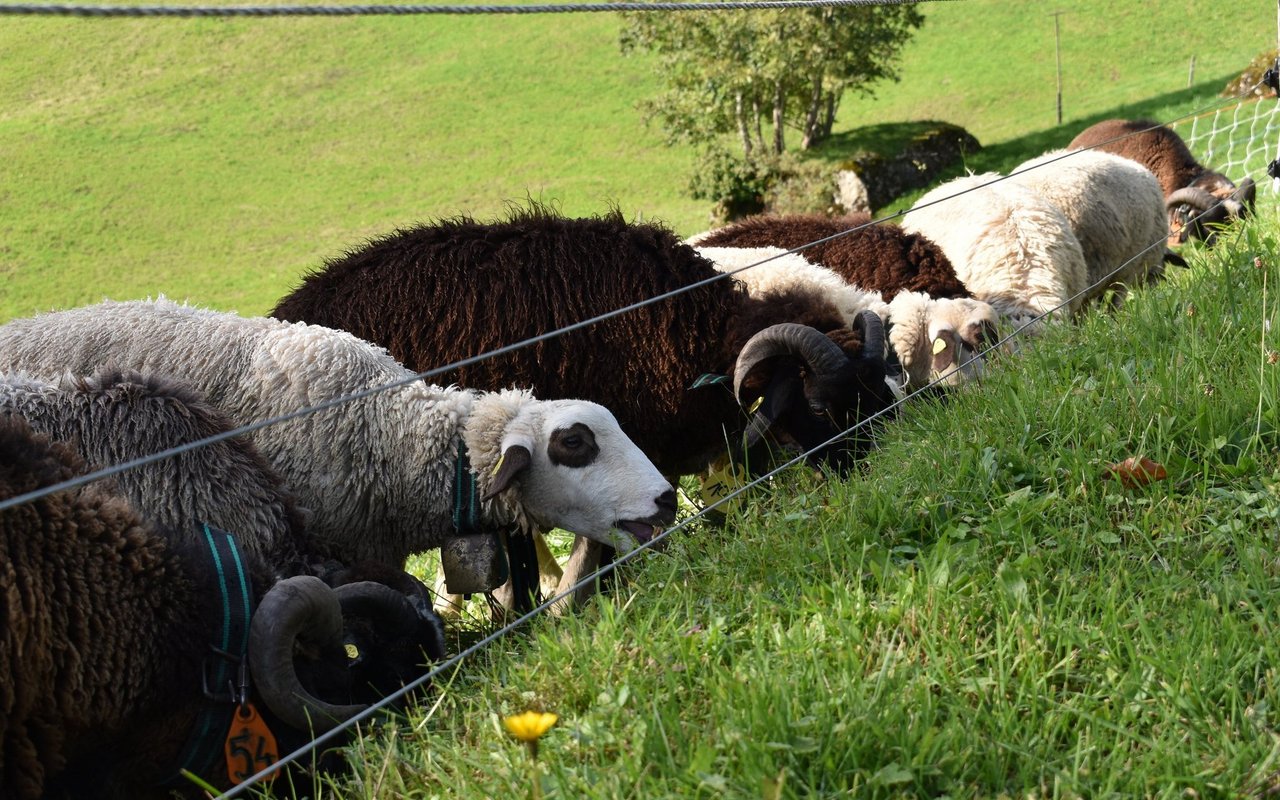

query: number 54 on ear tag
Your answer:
[225,700,280,785]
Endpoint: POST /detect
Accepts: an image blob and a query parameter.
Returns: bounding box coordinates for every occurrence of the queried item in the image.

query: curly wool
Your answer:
[1009,148,1168,304]
[0,368,311,571]
[0,298,499,566]
[902,174,1089,324]
[691,212,972,301]
[0,415,232,800]
[1067,118,1229,198]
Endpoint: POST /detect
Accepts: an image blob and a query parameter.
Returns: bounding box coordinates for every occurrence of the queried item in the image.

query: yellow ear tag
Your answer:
[747,396,764,414]
[224,700,280,785]
[491,452,505,476]
[700,453,746,518]
[345,643,360,660]
[932,337,948,355]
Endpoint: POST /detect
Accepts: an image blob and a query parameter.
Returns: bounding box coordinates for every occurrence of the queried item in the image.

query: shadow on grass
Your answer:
[807,73,1242,214]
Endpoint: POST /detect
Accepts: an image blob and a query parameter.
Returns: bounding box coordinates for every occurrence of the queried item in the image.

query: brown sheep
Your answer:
[691,212,973,302]
[1067,119,1256,246]
[0,415,440,799]
[271,206,896,479]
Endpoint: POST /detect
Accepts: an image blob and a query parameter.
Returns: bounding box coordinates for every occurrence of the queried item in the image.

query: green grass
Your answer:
[295,212,1280,799]
[1,1,1274,322]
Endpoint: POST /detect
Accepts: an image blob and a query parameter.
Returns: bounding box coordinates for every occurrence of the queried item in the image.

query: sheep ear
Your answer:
[482,445,532,501]
[931,330,958,373]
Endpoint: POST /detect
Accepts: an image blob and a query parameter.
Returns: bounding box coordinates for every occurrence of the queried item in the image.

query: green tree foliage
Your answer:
[619,4,924,156]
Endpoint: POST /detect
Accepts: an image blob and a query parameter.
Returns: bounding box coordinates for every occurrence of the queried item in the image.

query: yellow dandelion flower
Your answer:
[503,711,558,742]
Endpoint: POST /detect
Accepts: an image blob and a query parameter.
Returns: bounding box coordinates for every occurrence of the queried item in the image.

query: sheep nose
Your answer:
[655,489,678,523]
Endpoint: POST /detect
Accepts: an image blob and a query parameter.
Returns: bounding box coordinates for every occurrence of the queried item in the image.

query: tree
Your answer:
[619,4,924,157]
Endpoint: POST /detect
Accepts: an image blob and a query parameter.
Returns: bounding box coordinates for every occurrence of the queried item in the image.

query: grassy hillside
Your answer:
[0,0,1274,323]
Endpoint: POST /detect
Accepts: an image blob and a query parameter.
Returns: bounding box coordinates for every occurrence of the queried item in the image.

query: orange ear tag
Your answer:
[225,700,281,785]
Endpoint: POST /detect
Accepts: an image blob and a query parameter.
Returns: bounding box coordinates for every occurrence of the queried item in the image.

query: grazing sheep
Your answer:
[690,211,973,301]
[0,415,444,800]
[0,368,311,573]
[901,173,1090,327]
[1067,118,1256,246]
[0,298,678,569]
[693,243,999,391]
[1007,148,1172,307]
[270,207,896,479]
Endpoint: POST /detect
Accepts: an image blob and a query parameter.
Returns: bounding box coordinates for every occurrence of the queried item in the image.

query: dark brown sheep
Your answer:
[271,206,896,479]
[692,212,973,302]
[1,412,444,798]
[1067,119,1256,245]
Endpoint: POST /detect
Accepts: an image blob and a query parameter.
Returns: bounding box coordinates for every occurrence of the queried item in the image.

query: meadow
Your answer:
[5,0,1280,796]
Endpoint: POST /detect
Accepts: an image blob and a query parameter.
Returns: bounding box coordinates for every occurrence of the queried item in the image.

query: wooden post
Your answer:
[1188,55,1196,87]
[1051,10,1065,125]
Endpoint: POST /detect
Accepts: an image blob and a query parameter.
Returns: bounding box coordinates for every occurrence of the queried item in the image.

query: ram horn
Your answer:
[1165,186,1218,212]
[733,323,847,402]
[1233,177,1257,215]
[249,575,367,733]
[853,310,886,362]
[333,580,422,637]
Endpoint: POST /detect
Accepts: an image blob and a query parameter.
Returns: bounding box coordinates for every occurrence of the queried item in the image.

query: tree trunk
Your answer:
[800,76,824,150]
[752,97,766,154]
[736,91,752,159]
[772,80,786,155]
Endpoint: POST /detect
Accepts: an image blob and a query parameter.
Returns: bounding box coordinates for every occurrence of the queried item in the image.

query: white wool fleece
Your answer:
[0,297,672,566]
[902,174,1088,326]
[1009,149,1168,306]
[694,244,891,321]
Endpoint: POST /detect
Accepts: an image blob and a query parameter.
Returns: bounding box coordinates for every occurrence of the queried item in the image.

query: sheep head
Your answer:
[887,293,1000,390]
[731,314,895,475]
[1166,173,1254,246]
[467,392,676,553]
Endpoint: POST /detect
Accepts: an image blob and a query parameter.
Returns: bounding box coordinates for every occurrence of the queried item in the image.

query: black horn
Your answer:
[854,310,885,362]
[248,575,368,733]
[733,323,848,402]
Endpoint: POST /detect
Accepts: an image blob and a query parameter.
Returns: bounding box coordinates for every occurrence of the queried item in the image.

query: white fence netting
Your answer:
[1173,97,1280,197]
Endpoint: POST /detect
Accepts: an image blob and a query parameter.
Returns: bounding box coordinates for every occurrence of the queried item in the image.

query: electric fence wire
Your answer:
[0,0,961,17]
[215,85,1270,799]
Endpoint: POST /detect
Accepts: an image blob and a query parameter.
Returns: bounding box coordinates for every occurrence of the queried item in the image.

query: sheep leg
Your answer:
[549,535,606,615]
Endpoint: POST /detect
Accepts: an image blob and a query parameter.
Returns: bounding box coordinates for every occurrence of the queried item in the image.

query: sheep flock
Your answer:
[1,117,1257,798]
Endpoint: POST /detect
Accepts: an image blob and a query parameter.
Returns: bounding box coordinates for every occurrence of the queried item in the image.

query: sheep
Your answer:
[1067,118,1257,246]
[0,298,678,573]
[690,236,999,391]
[0,368,312,573]
[901,173,1090,328]
[690,211,973,301]
[0,414,445,799]
[269,207,896,482]
[1007,148,1173,307]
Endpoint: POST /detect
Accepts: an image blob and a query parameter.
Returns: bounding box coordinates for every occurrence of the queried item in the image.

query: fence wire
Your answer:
[1174,97,1280,198]
[0,0,961,17]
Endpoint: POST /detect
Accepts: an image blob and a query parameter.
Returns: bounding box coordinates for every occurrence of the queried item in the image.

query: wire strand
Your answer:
[0,0,962,17]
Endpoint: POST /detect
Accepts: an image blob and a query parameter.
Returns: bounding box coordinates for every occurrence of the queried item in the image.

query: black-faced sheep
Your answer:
[690,211,973,301]
[0,368,312,573]
[694,244,998,391]
[0,298,677,568]
[0,415,443,800]
[901,173,1089,328]
[1007,148,1173,307]
[269,207,896,479]
[1067,118,1257,246]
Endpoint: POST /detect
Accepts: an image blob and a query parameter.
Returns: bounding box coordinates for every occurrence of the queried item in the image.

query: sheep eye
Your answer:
[808,401,827,416]
[549,423,599,468]
[563,435,583,449]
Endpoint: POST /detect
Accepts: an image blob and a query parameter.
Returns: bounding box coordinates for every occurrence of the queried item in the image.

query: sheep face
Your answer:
[486,400,676,553]
[889,294,999,389]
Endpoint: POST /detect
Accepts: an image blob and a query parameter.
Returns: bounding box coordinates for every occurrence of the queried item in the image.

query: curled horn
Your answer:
[853,310,885,362]
[249,575,367,733]
[1165,186,1217,212]
[733,323,848,402]
[333,581,422,633]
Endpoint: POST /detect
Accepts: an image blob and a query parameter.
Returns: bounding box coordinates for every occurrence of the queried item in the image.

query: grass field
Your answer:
[7,1,1280,797]
[1,0,1275,322]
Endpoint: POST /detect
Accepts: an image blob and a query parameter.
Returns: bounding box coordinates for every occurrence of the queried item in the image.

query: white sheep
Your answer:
[901,173,1089,328]
[0,298,677,572]
[694,245,998,390]
[1008,148,1170,308]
